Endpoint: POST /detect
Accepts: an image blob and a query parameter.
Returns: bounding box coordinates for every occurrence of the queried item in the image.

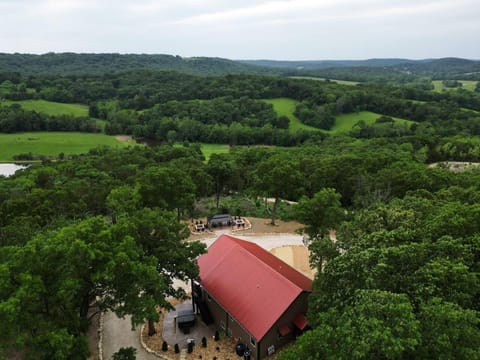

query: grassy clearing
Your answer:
[0,132,129,161]
[262,98,319,131]
[0,99,89,117]
[289,76,359,86]
[432,80,478,92]
[173,143,231,161]
[331,111,414,133]
[200,143,231,160]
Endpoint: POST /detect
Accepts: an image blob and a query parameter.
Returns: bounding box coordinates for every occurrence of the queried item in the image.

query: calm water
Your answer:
[0,163,28,177]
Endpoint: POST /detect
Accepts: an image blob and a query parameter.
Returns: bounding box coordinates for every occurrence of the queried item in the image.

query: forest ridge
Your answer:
[1,53,480,78]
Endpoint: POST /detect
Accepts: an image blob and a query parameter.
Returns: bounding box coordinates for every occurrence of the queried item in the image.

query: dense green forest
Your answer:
[244,57,480,82]
[0,54,479,359]
[0,53,269,76]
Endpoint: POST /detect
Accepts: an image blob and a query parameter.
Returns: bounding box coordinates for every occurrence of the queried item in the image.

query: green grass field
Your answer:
[0,132,130,161]
[432,80,478,92]
[0,99,89,117]
[200,143,231,160]
[173,143,230,161]
[262,98,319,131]
[331,111,414,133]
[289,76,359,86]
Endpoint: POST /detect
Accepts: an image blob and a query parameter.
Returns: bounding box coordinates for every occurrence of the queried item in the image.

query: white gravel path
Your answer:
[194,228,304,250]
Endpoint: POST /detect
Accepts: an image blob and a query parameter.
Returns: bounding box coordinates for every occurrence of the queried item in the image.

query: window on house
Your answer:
[207,293,211,301]
[250,336,256,347]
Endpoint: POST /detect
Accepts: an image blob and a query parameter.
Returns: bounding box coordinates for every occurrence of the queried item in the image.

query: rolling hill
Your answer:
[0,53,270,76]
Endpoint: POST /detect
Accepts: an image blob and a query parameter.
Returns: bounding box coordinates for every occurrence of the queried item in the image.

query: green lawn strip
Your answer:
[0,99,89,117]
[0,132,129,161]
[331,111,414,133]
[262,98,319,131]
[289,76,360,86]
[432,80,444,92]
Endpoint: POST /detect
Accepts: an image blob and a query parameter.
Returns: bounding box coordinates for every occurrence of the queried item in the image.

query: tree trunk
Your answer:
[148,318,157,336]
[271,197,279,225]
[79,292,91,332]
[215,182,220,208]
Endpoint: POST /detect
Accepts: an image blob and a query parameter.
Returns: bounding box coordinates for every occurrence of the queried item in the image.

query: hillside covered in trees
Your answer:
[0,54,479,359]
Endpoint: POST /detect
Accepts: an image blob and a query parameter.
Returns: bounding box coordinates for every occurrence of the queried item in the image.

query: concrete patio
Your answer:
[162,299,216,349]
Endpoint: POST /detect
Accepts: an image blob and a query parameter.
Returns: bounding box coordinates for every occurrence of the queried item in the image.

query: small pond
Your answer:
[0,163,28,177]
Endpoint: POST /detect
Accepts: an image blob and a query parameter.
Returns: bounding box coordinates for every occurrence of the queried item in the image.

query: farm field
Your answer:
[432,80,478,92]
[0,132,130,161]
[262,98,319,131]
[0,99,89,117]
[331,111,414,133]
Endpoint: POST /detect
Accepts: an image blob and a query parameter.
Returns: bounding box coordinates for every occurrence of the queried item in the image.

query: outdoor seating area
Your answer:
[193,220,206,232]
[162,300,214,348]
[233,216,245,227]
[190,215,251,234]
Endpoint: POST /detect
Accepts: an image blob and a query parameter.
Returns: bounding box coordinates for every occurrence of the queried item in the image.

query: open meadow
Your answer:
[432,80,478,92]
[0,99,89,117]
[263,98,414,134]
[199,143,230,160]
[0,132,130,161]
[262,98,319,131]
[331,111,414,133]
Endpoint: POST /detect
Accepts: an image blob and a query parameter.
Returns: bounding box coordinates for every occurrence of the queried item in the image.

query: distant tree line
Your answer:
[1,69,480,145]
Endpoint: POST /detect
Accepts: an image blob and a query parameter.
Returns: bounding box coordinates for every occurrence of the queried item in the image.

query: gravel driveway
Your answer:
[102,312,159,360]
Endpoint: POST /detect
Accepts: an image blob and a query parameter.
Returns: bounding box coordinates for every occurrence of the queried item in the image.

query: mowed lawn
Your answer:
[331,111,414,133]
[0,132,129,161]
[262,98,319,131]
[0,99,89,117]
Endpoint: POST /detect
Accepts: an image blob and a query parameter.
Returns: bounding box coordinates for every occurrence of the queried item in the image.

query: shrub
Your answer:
[112,347,137,360]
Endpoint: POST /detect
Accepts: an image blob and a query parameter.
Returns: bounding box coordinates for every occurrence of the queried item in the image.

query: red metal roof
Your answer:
[198,234,312,341]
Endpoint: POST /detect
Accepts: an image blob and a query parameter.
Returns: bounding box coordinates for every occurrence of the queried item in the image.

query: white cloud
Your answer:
[0,0,479,59]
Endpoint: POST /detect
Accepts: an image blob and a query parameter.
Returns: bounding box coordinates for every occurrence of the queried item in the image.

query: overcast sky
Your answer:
[1,0,479,60]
